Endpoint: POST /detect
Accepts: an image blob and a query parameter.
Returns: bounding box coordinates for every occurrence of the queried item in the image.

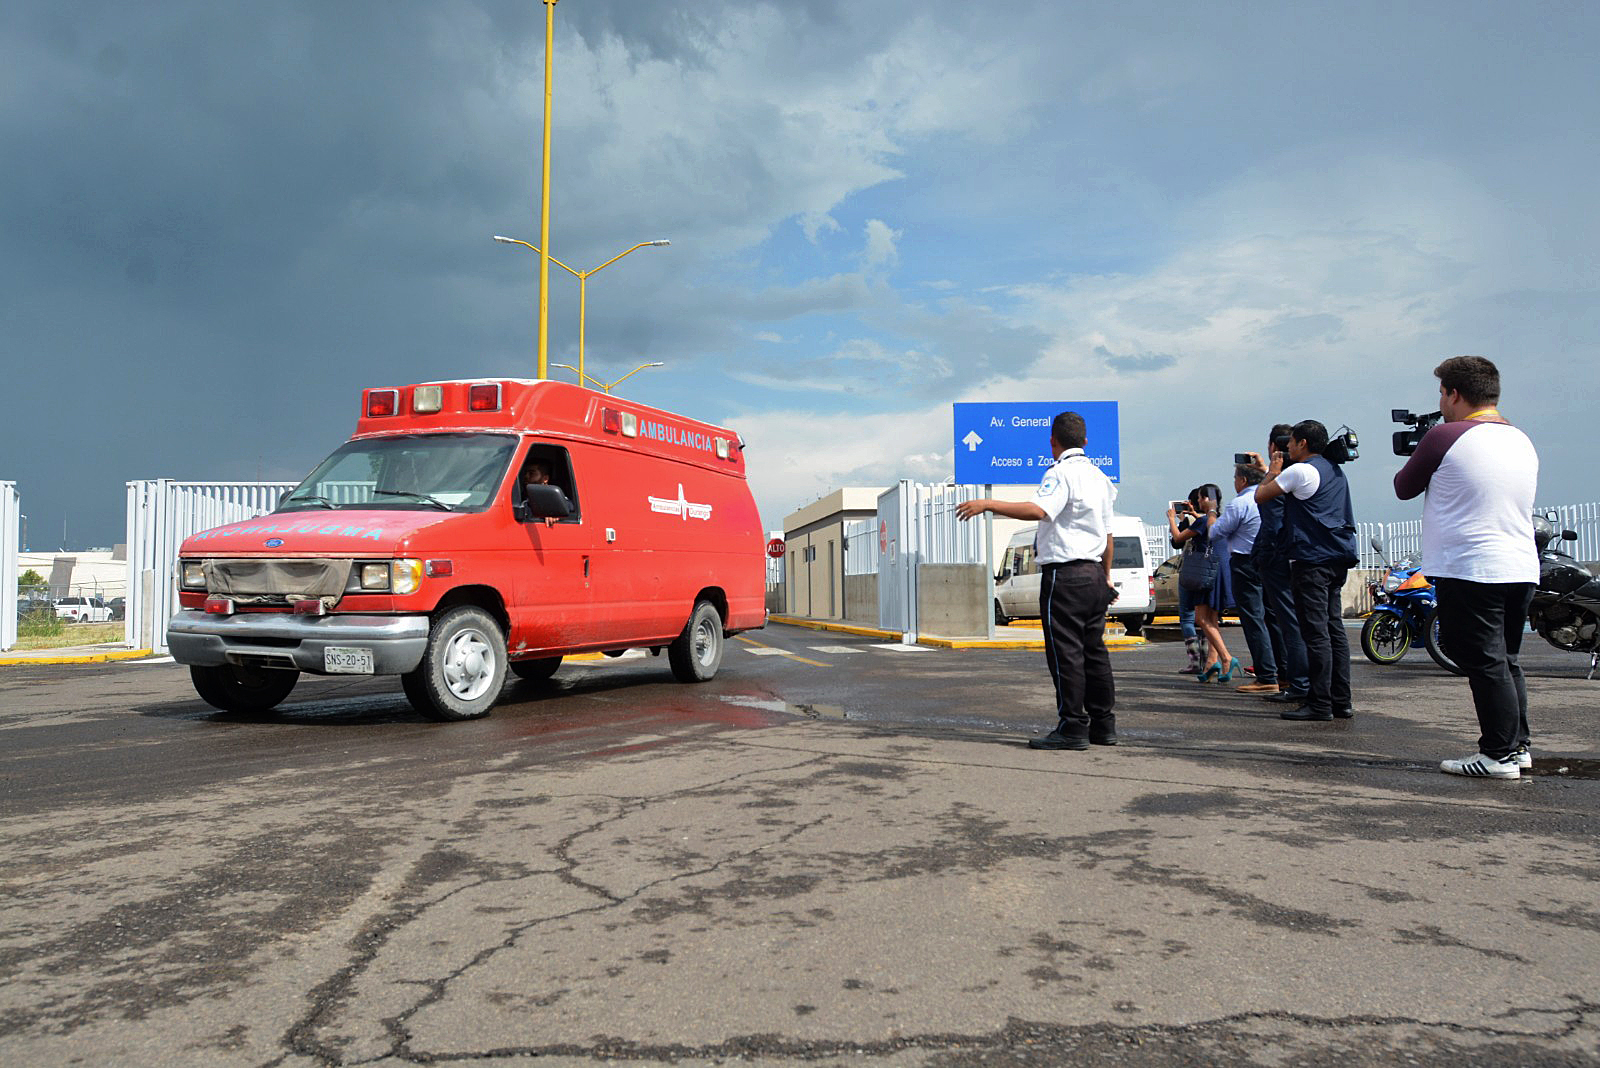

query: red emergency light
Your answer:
[365,389,399,417]
[468,383,501,412]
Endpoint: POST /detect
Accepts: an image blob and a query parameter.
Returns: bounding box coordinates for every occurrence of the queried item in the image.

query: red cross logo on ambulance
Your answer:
[647,484,713,521]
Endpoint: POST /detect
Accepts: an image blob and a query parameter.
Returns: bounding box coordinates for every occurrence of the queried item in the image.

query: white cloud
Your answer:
[861,219,901,269]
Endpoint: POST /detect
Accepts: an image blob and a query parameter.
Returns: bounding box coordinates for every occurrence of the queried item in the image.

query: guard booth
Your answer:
[781,488,883,620]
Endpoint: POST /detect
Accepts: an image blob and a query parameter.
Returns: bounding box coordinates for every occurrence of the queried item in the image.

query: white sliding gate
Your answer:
[125,480,296,654]
[1,482,18,652]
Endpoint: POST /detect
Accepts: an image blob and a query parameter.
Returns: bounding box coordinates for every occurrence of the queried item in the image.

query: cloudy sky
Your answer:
[3,0,1597,551]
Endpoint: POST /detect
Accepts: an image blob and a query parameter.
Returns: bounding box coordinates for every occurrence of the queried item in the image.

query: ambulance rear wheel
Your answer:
[402,606,506,720]
[190,663,298,714]
[669,601,724,683]
[510,656,562,682]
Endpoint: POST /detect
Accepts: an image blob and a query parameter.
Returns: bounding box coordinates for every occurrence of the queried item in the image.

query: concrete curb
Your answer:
[766,615,1145,651]
[0,647,156,666]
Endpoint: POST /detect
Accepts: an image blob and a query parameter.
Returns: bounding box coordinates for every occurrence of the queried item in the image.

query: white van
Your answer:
[993,517,1154,635]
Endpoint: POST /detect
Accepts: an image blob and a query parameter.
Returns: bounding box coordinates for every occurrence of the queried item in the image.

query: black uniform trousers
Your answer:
[1433,578,1535,759]
[1040,560,1116,740]
[1290,561,1352,716]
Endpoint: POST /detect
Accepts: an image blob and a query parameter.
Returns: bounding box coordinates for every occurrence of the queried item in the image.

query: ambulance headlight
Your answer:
[391,559,423,595]
[361,560,424,594]
[180,561,206,589]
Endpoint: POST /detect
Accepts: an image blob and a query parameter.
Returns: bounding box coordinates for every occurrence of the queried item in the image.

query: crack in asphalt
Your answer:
[273,751,836,1067]
[287,1001,1600,1065]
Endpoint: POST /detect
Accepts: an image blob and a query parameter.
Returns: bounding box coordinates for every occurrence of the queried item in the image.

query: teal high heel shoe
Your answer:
[1218,656,1243,682]
[1197,661,1222,682]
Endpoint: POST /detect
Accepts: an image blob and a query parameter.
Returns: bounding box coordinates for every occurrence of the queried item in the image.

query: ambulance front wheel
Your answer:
[402,606,507,721]
[190,663,298,714]
[669,600,724,683]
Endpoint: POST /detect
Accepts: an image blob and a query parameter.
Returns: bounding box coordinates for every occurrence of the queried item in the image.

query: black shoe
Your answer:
[1332,707,1354,719]
[1028,731,1090,751]
[1265,690,1310,704]
[1089,733,1118,746]
[1280,708,1334,721]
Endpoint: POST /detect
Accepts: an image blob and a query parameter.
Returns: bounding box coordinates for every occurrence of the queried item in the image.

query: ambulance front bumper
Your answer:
[167,611,429,675]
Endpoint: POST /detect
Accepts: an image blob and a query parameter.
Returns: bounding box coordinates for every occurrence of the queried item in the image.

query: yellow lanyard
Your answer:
[1467,407,1501,421]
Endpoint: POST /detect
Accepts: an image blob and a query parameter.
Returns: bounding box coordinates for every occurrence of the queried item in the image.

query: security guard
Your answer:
[957,411,1118,749]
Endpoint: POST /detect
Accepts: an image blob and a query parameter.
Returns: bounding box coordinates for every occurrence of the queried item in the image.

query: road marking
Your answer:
[735,635,830,667]
[873,643,932,653]
[811,645,863,654]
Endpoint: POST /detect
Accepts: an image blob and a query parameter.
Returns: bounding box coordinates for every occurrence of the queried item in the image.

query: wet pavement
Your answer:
[1,627,1598,1066]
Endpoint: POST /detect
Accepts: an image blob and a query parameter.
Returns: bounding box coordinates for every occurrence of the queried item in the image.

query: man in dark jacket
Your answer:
[1251,424,1311,703]
[1256,420,1360,722]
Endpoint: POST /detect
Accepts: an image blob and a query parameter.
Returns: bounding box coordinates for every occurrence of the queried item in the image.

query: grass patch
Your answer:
[11,617,126,652]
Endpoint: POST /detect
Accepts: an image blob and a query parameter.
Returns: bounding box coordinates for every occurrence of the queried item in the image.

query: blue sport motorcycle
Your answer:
[1361,537,1462,673]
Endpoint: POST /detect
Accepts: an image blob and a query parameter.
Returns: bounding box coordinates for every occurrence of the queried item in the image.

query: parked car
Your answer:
[993,516,1155,635]
[18,594,54,619]
[1152,553,1181,615]
[55,596,113,623]
[108,596,126,622]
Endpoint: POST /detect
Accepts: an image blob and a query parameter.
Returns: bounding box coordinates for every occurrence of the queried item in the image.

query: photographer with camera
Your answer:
[1394,356,1539,779]
[1256,420,1360,722]
[1168,485,1240,682]
[1166,492,1208,674]
[1251,425,1312,705]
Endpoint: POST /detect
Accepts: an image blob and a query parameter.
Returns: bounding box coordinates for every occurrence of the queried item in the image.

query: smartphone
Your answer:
[1170,500,1189,513]
[1233,452,1253,465]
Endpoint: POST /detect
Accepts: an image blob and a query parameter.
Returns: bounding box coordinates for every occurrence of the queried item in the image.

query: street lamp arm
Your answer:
[608,361,665,390]
[491,235,580,278]
[552,363,606,390]
[588,240,672,276]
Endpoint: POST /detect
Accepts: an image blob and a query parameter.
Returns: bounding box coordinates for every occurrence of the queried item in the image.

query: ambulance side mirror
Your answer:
[518,484,572,521]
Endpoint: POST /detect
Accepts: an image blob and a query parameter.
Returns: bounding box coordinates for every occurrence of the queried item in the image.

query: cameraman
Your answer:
[1394,356,1539,779]
[1256,420,1360,722]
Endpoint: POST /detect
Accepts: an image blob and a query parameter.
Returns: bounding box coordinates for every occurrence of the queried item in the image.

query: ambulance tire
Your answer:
[402,606,507,721]
[668,600,724,683]
[510,656,562,682]
[190,663,298,714]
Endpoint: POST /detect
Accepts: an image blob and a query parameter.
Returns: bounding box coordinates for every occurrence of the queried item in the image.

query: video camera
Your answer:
[1325,425,1360,465]
[1391,409,1442,457]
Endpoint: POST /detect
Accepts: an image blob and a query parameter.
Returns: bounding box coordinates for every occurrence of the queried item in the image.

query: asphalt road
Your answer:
[2,626,1598,1066]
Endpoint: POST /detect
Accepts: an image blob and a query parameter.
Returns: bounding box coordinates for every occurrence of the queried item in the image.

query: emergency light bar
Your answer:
[365,389,400,418]
[413,384,443,413]
[468,383,502,412]
[601,408,638,437]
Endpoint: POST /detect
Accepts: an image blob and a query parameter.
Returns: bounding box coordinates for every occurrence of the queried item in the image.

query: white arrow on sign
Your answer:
[962,430,983,452]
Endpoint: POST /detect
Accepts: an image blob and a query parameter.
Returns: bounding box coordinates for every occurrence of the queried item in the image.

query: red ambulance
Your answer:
[167,378,767,720]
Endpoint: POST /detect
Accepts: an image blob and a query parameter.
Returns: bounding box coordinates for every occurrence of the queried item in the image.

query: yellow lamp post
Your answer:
[536,0,558,379]
[553,361,664,395]
[493,236,670,386]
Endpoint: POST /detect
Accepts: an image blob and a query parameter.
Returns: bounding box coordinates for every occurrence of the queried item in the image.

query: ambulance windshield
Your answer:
[278,433,518,514]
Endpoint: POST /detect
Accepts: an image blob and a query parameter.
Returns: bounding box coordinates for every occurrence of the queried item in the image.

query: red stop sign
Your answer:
[766,538,785,559]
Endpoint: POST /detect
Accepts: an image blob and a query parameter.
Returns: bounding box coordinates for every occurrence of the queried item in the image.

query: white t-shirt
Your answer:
[1032,449,1117,564]
[1394,420,1539,583]
[1274,462,1321,500]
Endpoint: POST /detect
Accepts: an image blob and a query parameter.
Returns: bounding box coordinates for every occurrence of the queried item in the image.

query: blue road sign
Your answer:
[953,402,1120,484]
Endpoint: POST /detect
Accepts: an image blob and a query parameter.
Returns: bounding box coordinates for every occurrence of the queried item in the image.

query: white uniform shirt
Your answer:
[1032,449,1117,564]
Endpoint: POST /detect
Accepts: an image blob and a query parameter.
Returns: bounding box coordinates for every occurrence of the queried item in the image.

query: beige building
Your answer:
[781,488,883,620]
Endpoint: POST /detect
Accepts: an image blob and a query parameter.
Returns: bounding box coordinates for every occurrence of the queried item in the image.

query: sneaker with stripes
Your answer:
[1513,745,1533,770]
[1440,752,1521,779]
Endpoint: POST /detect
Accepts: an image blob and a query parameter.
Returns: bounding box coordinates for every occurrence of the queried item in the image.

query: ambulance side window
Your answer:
[519,445,581,522]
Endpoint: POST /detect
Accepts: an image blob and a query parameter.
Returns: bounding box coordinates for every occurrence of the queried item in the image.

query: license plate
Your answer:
[324,647,375,674]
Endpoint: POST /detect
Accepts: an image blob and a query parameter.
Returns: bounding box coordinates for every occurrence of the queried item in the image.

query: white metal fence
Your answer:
[1536,501,1600,563]
[875,481,988,637]
[125,480,296,653]
[1,482,18,652]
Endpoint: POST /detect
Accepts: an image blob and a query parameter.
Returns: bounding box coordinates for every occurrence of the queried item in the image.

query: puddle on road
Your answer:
[714,695,847,720]
[1529,759,1600,780]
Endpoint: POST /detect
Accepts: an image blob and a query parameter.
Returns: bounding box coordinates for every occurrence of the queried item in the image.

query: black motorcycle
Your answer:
[1530,512,1600,679]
